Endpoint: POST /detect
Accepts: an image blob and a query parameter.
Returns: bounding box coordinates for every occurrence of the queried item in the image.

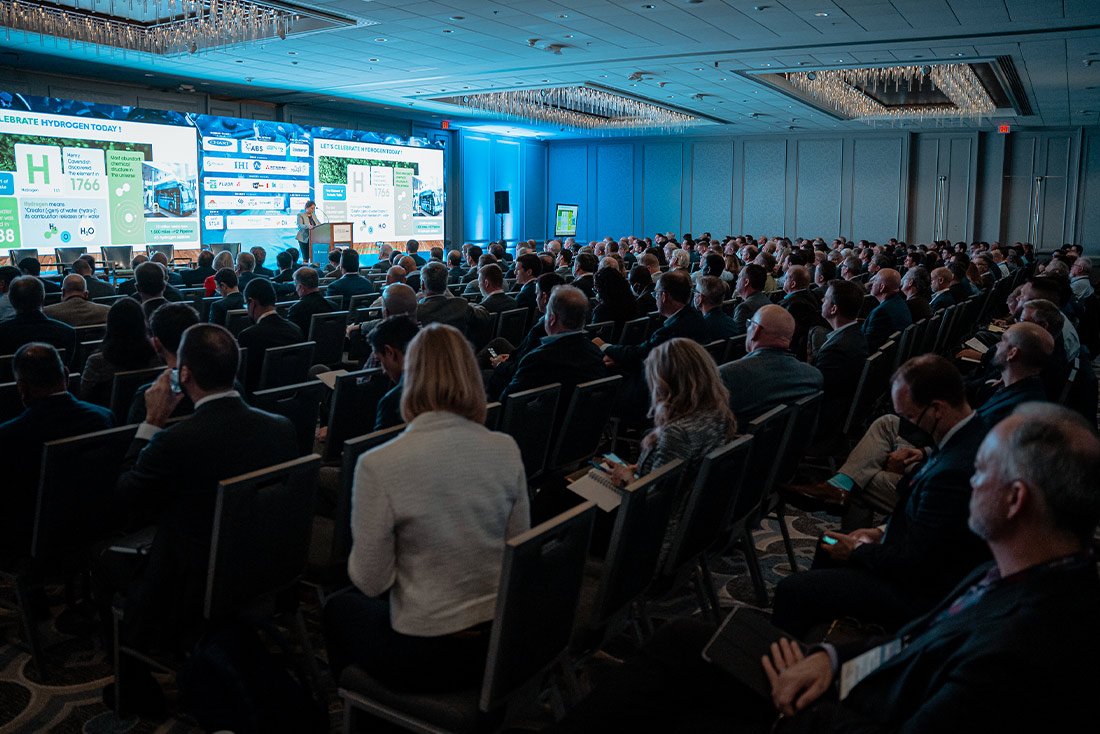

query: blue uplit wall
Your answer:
[455,130,547,245]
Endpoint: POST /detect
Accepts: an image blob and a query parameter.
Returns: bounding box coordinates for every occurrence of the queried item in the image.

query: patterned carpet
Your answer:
[0,506,839,734]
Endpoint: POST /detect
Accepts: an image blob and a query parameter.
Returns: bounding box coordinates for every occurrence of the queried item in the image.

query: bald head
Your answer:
[871,268,902,301]
[381,282,418,318]
[385,266,407,285]
[61,274,88,298]
[784,265,811,291]
[1000,321,1055,370]
[750,304,797,350]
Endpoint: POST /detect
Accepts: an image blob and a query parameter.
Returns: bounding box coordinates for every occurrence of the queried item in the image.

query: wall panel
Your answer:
[793,139,843,239]
[642,143,684,234]
[851,137,905,242]
[490,139,521,242]
[689,141,734,236]
[741,139,787,236]
[595,144,634,239]
[523,143,547,241]
[547,144,589,239]
[461,134,492,243]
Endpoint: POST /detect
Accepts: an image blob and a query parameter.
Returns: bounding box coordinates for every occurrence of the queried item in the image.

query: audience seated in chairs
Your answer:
[286,265,336,336]
[695,275,739,342]
[127,302,201,424]
[80,297,162,406]
[477,263,520,314]
[780,265,827,361]
[901,266,933,322]
[72,255,117,299]
[347,282,417,364]
[808,279,870,435]
[207,267,243,326]
[17,256,60,294]
[720,305,823,422]
[862,268,913,352]
[416,261,491,347]
[629,263,657,315]
[546,403,1100,734]
[511,252,542,312]
[322,323,530,692]
[731,264,772,335]
[0,265,20,322]
[92,322,298,715]
[483,271,564,393]
[368,316,419,431]
[203,251,235,297]
[326,249,376,301]
[0,275,76,358]
[44,274,111,327]
[179,249,214,288]
[591,266,638,333]
[773,355,991,637]
[237,278,304,394]
[234,251,262,293]
[0,343,113,556]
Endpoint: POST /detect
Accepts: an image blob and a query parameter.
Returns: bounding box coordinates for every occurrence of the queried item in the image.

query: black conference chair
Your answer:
[544,375,623,477]
[322,368,390,462]
[484,401,501,431]
[252,380,326,456]
[208,242,241,258]
[309,310,351,368]
[225,309,251,337]
[70,340,102,375]
[584,320,615,342]
[257,341,316,392]
[499,383,561,483]
[0,379,22,422]
[339,502,597,732]
[73,324,107,344]
[768,391,823,573]
[109,366,166,424]
[496,307,529,347]
[8,247,39,266]
[618,316,650,345]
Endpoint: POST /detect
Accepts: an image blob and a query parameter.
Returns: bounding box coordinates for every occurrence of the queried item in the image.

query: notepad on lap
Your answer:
[566,469,623,511]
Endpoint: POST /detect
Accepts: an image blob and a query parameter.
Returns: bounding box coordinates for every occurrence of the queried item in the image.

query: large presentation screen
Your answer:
[0,100,199,252]
[314,138,444,245]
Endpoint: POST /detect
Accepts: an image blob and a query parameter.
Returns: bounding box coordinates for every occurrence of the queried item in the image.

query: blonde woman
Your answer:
[610,338,738,486]
[323,323,529,692]
[202,250,235,296]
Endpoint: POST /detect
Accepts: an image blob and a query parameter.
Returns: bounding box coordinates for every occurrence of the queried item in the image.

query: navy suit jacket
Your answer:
[0,393,113,553]
[862,293,912,352]
[514,280,538,312]
[237,313,305,392]
[0,310,76,360]
[782,289,827,361]
[374,379,404,431]
[811,323,869,432]
[929,290,956,311]
[208,291,245,326]
[602,305,706,370]
[287,290,336,337]
[499,331,608,405]
[700,309,741,343]
[326,273,377,301]
[975,375,1049,426]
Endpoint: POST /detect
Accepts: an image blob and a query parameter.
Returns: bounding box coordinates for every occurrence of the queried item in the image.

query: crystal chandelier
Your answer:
[783,63,996,122]
[0,0,301,55]
[433,86,703,133]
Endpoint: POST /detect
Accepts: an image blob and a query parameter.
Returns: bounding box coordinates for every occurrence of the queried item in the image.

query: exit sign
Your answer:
[998,123,1011,134]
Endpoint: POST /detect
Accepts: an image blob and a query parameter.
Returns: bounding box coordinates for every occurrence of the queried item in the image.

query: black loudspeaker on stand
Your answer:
[494,190,509,242]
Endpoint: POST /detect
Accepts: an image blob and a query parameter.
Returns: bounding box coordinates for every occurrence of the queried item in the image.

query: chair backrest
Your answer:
[208,242,241,258]
[893,321,920,370]
[663,435,754,576]
[920,308,945,354]
[73,324,107,344]
[499,383,561,482]
[545,375,623,474]
[33,424,139,558]
[876,337,900,377]
[485,401,502,430]
[1059,356,1081,404]
[225,309,251,336]
[724,335,748,363]
[932,303,959,353]
[204,454,321,619]
[703,339,726,364]
[109,366,167,423]
[251,380,325,456]
[101,245,133,271]
[725,404,794,532]
[326,295,344,310]
[309,310,351,367]
[347,293,378,323]
[0,380,21,423]
[497,307,529,346]
[842,350,888,436]
[773,391,823,488]
[258,341,316,392]
[200,296,221,322]
[55,246,88,267]
[480,502,596,712]
[589,460,685,632]
[584,321,615,342]
[146,244,175,261]
[71,340,103,375]
[92,295,126,306]
[323,368,389,461]
[618,316,650,345]
[9,247,39,266]
[334,425,405,561]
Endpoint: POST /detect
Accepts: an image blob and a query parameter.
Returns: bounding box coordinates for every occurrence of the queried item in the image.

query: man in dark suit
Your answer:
[695,275,740,343]
[72,255,117,299]
[207,267,244,326]
[93,323,297,712]
[369,315,419,430]
[0,343,113,555]
[929,266,957,311]
[115,255,147,298]
[477,263,520,314]
[901,266,933,322]
[271,250,296,284]
[234,251,263,293]
[133,261,170,320]
[327,249,376,303]
[127,302,200,424]
[286,266,336,337]
[600,269,705,371]
[570,252,598,299]
[862,268,912,352]
[773,355,990,637]
[719,304,823,421]
[416,262,491,348]
[0,276,76,359]
[731,264,772,335]
[484,272,563,397]
[510,252,542,313]
[405,239,427,268]
[972,321,1054,425]
[547,404,1100,733]
[500,285,607,404]
[810,279,870,435]
[179,249,215,287]
[149,252,182,286]
[250,246,275,278]
[446,250,465,284]
[780,265,827,361]
[17,257,61,294]
[237,278,304,393]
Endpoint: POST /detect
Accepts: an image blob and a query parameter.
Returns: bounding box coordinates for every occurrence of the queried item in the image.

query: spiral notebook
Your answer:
[567,468,623,511]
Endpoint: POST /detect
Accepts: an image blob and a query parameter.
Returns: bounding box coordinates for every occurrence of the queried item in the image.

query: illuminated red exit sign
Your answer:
[998,123,1011,134]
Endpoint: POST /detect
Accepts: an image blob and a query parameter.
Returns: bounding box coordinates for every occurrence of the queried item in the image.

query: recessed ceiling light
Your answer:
[200,82,210,85]
[564,34,573,38]
[450,15,464,20]
[643,4,656,9]
[600,74,608,78]
[953,52,965,57]
[234,59,243,63]
[630,83,637,87]
[912,54,923,58]
[720,77,727,81]
[375,37,387,42]
[559,14,568,18]
[442,29,453,33]
[693,67,704,71]
[815,11,828,17]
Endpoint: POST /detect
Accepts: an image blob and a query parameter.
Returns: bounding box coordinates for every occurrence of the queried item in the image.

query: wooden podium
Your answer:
[309,222,353,264]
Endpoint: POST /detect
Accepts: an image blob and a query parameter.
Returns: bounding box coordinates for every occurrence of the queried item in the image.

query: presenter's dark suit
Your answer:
[719,347,823,422]
[326,273,376,302]
[107,395,296,647]
[179,265,214,288]
[208,291,244,326]
[861,293,912,353]
[700,309,741,343]
[602,305,706,370]
[0,310,76,360]
[811,323,869,434]
[499,331,608,406]
[237,313,305,393]
[287,290,336,337]
[781,289,826,361]
[0,394,113,554]
[773,414,990,637]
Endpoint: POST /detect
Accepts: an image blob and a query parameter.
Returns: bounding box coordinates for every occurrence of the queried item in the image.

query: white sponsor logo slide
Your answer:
[204,194,286,210]
[241,140,287,156]
[205,214,225,230]
[225,214,296,229]
[203,157,310,176]
[203,177,310,193]
[202,137,239,153]
[289,143,310,158]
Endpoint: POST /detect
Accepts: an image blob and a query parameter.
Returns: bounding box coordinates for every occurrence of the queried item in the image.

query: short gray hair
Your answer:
[420,261,449,294]
[1020,298,1064,335]
[293,266,319,290]
[547,285,588,331]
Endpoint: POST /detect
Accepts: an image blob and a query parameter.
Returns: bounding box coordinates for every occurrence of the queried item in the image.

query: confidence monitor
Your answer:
[554,204,579,238]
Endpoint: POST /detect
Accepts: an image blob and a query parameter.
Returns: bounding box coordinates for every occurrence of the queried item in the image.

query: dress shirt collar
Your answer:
[937,411,976,450]
[194,389,240,409]
[256,310,278,324]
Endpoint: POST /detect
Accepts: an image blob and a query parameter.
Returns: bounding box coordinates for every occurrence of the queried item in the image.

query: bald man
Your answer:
[44,274,111,326]
[929,266,957,311]
[718,304,823,421]
[974,321,1054,425]
[863,268,912,352]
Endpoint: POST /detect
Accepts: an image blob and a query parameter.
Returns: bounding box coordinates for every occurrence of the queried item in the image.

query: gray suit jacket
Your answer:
[44,297,111,326]
[719,347,823,421]
[731,291,772,334]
